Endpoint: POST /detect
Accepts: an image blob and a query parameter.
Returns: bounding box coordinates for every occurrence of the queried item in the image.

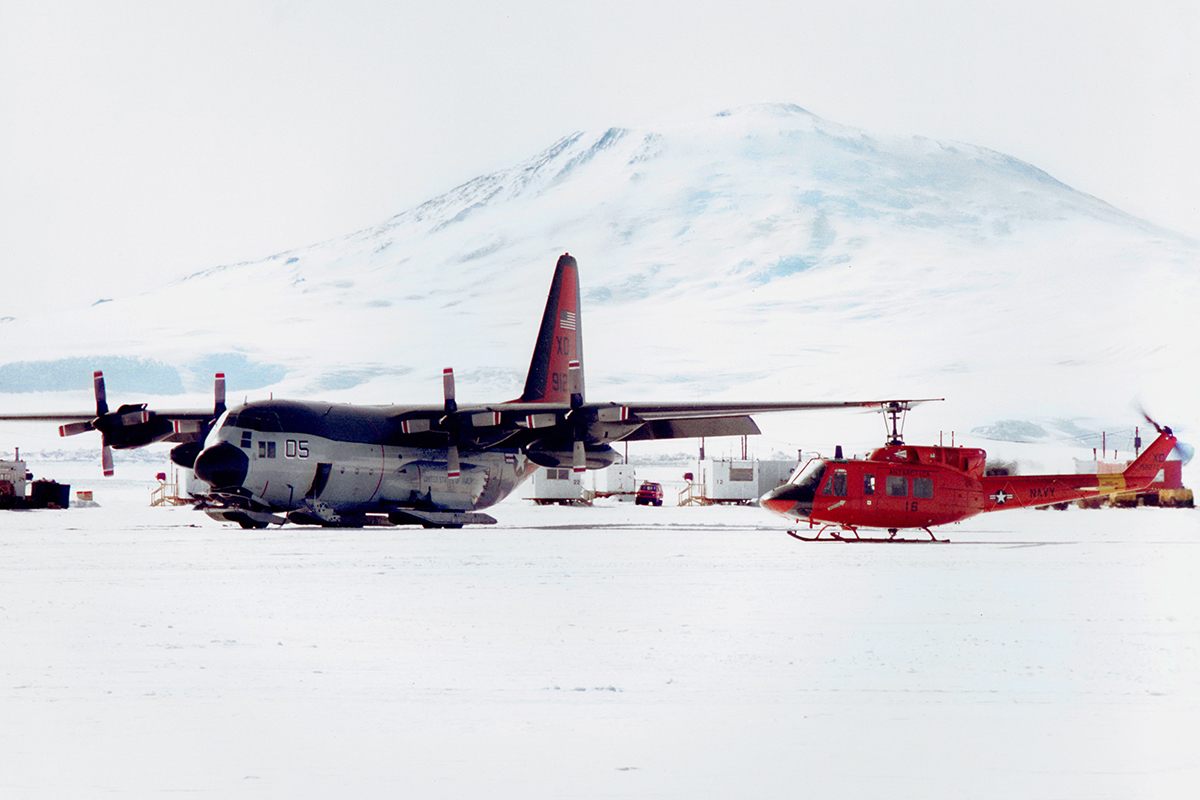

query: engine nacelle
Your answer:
[524,442,620,470]
[170,442,202,469]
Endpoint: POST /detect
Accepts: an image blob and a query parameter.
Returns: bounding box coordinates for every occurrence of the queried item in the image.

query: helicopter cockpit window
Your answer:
[788,459,827,492]
[886,475,907,497]
[913,477,933,498]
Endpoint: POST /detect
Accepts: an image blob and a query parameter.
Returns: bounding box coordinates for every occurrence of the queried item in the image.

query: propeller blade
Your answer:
[116,409,151,426]
[568,360,583,408]
[101,444,114,477]
[441,368,461,477]
[59,421,94,437]
[401,418,431,434]
[443,368,457,413]
[94,371,109,416]
[214,372,226,416]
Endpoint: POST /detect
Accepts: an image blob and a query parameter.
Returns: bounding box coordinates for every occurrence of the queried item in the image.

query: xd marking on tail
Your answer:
[519,253,583,403]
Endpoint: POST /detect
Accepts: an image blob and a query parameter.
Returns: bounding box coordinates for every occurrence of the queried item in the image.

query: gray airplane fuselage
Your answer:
[195,400,536,523]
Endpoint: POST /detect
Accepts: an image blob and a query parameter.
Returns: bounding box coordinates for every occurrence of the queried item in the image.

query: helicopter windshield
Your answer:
[787,459,828,493]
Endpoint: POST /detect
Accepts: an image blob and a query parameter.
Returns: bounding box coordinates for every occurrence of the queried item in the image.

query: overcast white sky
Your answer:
[2,0,1197,307]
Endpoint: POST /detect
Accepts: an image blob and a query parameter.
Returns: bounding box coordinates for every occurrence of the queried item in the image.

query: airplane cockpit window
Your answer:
[234,409,283,433]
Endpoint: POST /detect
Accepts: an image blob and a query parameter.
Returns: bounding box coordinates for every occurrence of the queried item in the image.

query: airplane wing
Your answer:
[0,371,226,475]
[610,400,909,439]
[400,397,942,475]
[611,400,908,419]
[397,398,926,444]
[0,409,215,424]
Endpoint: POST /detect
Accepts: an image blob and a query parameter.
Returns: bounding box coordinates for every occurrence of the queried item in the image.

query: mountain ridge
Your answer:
[2,104,1194,442]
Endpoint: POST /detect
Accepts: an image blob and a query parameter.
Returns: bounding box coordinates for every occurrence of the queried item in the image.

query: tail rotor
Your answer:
[1136,403,1191,463]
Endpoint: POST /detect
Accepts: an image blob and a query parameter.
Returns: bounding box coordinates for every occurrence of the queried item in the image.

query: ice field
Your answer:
[1,462,1197,799]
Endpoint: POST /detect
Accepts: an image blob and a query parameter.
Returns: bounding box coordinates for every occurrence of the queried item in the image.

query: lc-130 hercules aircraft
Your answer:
[759,402,1181,542]
[4,254,907,529]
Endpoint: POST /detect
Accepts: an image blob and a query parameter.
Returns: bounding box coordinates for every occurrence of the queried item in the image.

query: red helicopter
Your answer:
[759,402,1181,542]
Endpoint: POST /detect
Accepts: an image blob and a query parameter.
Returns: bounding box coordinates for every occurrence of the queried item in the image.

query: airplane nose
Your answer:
[194,442,249,488]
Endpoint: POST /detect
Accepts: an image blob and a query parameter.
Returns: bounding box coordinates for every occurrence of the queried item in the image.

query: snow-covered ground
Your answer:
[2,462,1196,799]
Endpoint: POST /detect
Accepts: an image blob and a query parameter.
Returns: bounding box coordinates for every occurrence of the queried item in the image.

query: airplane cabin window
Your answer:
[886,475,907,496]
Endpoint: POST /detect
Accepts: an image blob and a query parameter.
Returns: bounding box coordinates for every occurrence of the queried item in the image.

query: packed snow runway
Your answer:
[1,467,1197,799]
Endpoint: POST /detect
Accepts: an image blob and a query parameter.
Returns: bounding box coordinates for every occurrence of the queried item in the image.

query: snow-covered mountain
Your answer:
[2,103,1196,457]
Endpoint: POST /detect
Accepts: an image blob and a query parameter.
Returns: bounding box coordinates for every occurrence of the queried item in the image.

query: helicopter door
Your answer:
[822,469,848,497]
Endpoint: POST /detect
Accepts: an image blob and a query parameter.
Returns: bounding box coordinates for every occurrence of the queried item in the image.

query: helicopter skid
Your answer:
[786,524,948,543]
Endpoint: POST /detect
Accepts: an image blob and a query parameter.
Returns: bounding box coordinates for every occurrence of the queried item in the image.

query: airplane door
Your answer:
[309,463,333,499]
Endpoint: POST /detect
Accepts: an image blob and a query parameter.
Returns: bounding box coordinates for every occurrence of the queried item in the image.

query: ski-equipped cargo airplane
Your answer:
[3,254,907,529]
[759,402,1181,542]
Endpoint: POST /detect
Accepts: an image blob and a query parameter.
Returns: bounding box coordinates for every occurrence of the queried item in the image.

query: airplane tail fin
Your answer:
[519,253,583,404]
[1118,428,1178,492]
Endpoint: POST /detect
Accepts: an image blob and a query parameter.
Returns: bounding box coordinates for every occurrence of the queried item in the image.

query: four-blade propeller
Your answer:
[55,371,130,476]
[55,371,226,476]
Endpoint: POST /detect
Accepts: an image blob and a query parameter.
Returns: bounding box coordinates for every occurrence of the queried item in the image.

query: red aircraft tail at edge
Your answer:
[979,429,1178,513]
[517,253,583,405]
